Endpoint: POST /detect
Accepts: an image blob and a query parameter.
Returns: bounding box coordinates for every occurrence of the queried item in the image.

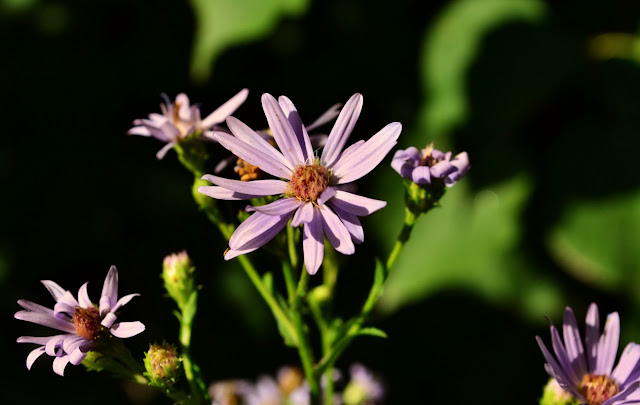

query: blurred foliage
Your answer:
[190,0,309,82]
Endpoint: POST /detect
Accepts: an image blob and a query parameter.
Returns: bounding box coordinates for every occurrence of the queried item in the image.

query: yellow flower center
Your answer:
[289,163,330,202]
[234,157,261,181]
[580,374,619,405]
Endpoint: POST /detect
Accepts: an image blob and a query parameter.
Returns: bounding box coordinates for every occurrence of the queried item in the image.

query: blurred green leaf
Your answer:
[354,327,388,339]
[547,191,640,292]
[189,0,309,82]
[420,0,547,140]
[379,176,564,319]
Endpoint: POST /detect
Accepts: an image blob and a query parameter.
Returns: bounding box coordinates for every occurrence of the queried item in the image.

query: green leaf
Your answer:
[262,271,274,293]
[420,0,547,140]
[189,0,310,82]
[547,191,640,294]
[353,327,388,339]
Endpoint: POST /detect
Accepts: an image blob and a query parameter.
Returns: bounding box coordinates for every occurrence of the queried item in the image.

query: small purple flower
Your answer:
[15,265,145,376]
[343,364,384,405]
[536,303,640,405]
[128,89,249,159]
[199,93,401,275]
[391,143,469,186]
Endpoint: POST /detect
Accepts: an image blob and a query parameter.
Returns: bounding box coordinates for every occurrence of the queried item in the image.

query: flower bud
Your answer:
[162,250,195,310]
[540,378,574,405]
[144,342,180,386]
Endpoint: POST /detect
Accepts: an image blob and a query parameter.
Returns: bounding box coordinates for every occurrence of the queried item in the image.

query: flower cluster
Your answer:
[209,364,384,405]
[391,143,469,187]
[199,93,401,274]
[128,89,248,159]
[15,266,144,376]
[537,303,640,405]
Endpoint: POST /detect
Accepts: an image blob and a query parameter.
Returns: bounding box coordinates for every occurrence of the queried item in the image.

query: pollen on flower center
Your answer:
[289,163,330,202]
[420,143,440,167]
[73,306,103,341]
[234,157,261,181]
[580,374,620,405]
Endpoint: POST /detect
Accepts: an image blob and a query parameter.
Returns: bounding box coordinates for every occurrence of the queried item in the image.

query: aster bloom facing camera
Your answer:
[536,303,640,405]
[391,143,469,186]
[15,265,145,376]
[128,89,249,159]
[198,93,401,275]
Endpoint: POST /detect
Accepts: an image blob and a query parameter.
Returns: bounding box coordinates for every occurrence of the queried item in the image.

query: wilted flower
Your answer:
[128,89,249,159]
[199,93,401,274]
[391,143,469,187]
[536,303,640,405]
[342,364,384,405]
[15,265,145,376]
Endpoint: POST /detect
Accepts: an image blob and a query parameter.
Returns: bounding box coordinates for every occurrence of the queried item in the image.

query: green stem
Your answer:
[179,292,209,405]
[385,207,416,271]
[284,226,298,302]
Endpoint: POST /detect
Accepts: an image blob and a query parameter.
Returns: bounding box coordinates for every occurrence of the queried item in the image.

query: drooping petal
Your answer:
[52,355,71,376]
[69,347,87,366]
[101,312,117,328]
[14,310,75,333]
[305,103,341,132]
[246,197,302,216]
[319,206,355,255]
[100,266,118,314]
[612,343,640,386]
[78,283,92,309]
[279,96,314,162]
[225,117,294,173]
[228,211,292,252]
[214,132,293,179]
[322,93,363,167]
[585,303,600,372]
[563,307,587,377]
[110,321,146,338]
[597,312,620,375]
[445,151,471,187]
[330,204,364,243]
[302,209,324,275]
[62,335,87,355]
[41,280,67,301]
[262,94,306,167]
[156,141,176,160]
[201,174,289,196]
[430,160,455,178]
[26,346,47,370]
[291,201,314,227]
[45,335,66,356]
[198,185,264,201]
[331,190,387,216]
[113,293,140,313]
[411,166,432,184]
[201,88,249,129]
[54,291,80,315]
[332,122,402,184]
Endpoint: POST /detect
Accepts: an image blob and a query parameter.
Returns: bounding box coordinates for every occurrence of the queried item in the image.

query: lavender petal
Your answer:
[113,293,140,313]
[279,95,314,162]
[198,185,264,201]
[27,347,47,370]
[41,280,67,301]
[78,282,92,309]
[262,93,306,166]
[156,141,176,160]
[317,187,337,206]
[228,211,292,251]
[331,190,387,216]
[586,302,600,372]
[319,206,355,255]
[550,324,581,386]
[612,343,640,386]
[322,93,363,167]
[201,88,249,128]
[127,126,152,136]
[225,118,294,172]
[15,310,75,333]
[332,122,401,184]
[536,336,574,387]
[331,204,364,243]
[411,166,432,184]
[291,201,314,227]
[214,131,293,178]
[246,197,302,216]
[110,321,146,338]
[201,174,289,196]
[52,355,71,376]
[597,312,620,375]
[303,209,324,275]
[305,102,341,132]
[102,312,117,328]
[17,299,55,316]
[563,307,587,377]
[100,265,118,314]
[69,347,87,366]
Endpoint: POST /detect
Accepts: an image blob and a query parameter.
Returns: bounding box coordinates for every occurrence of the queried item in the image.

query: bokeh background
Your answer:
[2,0,640,403]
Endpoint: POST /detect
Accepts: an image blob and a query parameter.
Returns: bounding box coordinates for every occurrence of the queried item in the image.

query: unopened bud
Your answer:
[162,250,195,310]
[144,342,180,386]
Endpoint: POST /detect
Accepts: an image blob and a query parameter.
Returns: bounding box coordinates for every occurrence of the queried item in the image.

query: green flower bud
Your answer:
[144,343,181,387]
[162,250,195,310]
[540,378,576,405]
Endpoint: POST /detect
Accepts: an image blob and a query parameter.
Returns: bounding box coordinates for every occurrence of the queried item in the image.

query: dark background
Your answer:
[3,0,640,403]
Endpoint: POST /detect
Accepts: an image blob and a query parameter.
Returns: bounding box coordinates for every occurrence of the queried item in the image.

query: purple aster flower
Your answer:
[391,143,469,186]
[15,265,145,376]
[536,303,640,405]
[198,93,401,275]
[128,89,249,159]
